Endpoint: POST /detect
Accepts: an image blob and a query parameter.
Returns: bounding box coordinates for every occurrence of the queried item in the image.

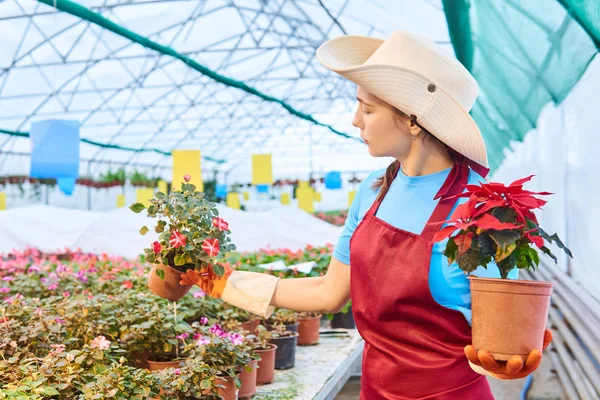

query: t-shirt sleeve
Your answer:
[333,175,375,266]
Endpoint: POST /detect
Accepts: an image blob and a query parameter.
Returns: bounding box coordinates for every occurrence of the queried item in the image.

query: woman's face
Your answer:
[352,86,418,158]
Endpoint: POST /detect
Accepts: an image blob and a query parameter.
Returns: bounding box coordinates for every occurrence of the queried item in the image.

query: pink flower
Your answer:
[193,290,205,299]
[55,318,66,325]
[174,368,181,375]
[48,283,58,291]
[193,333,201,340]
[183,174,191,183]
[228,333,244,345]
[176,333,189,340]
[169,231,186,248]
[212,217,230,232]
[0,287,9,294]
[196,336,211,346]
[201,238,220,257]
[200,317,209,325]
[152,241,162,254]
[51,344,66,354]
[209,324,224,336]
[62,291,70,298]
[2,277,13,282]
[90,335,111,350]
[122,281,133,290]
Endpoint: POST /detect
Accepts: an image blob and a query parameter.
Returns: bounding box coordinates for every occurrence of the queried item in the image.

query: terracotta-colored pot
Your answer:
[147,264,191,301]
[470,277,553,361]
[251,318,261,335]
[216,376,238,400]
[255,344,277,385]
[239,363,257,399]
[147,359,185,371]
[297,315,321,346]
[239,320,254,334]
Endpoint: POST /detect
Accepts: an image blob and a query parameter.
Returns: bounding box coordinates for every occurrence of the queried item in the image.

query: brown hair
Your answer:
[371,108,464,201]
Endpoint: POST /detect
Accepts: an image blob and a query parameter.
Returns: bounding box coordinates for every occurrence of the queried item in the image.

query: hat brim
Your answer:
[316,35,488,169]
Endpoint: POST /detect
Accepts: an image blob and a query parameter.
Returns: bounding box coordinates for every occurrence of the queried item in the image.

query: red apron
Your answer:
[349,163,494,400]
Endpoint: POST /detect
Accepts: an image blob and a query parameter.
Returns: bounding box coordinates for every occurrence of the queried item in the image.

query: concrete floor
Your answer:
[335,358,565,400]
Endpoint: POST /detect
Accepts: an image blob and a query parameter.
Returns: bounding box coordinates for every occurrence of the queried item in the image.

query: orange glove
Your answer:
[180,265,234,298]
[465,329,553,380]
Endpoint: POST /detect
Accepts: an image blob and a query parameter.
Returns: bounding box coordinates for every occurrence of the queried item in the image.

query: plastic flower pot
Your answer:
[146,359,185,371]
[264,322,298,333]
[269,332,298,370]
[297,314,321,346]
[239,362,257,399]
[216,376,238,400]
[255,344,277,385]
[331,308,355,329]
[470,276,553,361]
[147,264,191,302]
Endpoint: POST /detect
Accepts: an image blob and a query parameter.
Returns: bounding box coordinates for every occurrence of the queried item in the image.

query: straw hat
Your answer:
[316,31,488,169]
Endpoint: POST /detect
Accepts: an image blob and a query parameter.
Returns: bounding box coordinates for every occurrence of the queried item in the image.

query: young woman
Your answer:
[181,31,551,399]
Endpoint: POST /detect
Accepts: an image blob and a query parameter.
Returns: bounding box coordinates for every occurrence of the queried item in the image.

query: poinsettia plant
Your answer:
[130,175,236,278]
[432,176,572,279]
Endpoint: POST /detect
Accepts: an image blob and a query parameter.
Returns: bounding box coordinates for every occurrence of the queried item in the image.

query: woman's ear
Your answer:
[407,115,422,136]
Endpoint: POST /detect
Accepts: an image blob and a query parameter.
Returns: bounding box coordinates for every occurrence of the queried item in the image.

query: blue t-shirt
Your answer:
[333,166,519,325]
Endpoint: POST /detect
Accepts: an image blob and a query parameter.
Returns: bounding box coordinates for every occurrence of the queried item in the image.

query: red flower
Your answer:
[202,238,220,257]
[169,231,187,248]
[212,217,229,232]
[152,241,162,253]
[122,280,133,289]
[183,174,191,183]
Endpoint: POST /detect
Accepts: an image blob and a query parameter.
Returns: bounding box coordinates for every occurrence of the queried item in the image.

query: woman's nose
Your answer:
[352,105,362,128]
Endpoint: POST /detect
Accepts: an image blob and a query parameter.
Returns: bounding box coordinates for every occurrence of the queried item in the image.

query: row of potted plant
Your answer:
[313,210,348,227]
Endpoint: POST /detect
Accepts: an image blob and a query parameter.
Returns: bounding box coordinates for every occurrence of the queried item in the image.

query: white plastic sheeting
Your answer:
[0,203,342,259]
[491,56,600,298]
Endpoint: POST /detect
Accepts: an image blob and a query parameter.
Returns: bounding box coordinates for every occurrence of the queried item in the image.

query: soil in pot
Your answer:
[331,308,355,329]
[216,376,238,400]
[265,322,298,333]
[470,277,553,361]
[239,363,257,399]
[269,332,298,370]
[297,314,321,346]
[255,343,277,385]
[147,264,191,301]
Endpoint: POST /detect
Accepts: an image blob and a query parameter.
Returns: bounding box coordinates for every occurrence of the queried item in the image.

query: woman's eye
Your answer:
[362,109,371,115]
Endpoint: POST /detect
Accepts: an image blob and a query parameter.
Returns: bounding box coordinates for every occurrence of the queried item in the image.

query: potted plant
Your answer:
[248,325,277,385]
[329,300,355,329]
[217,305,260,336]
[296,311,321,346]
[431,175,572,361]
[268,323,298,370]
[130,175,236,301]
[265,308,298,333]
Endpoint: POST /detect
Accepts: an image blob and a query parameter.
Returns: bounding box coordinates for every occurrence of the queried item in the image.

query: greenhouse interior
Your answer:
[0,0,599,399]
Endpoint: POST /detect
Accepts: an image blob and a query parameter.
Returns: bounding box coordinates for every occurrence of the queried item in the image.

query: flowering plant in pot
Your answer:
[246,325,278,385]
[268,323,298,370]
[296,311,321,346]
[431,175,572,363]
[265,308,298,333]
[130,175,236,301]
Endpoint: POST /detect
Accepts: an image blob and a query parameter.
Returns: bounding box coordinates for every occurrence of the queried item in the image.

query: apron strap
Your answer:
[420,162,470,242]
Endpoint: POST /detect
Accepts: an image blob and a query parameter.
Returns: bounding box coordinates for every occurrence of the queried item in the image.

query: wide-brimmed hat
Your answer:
[316,31,488,169]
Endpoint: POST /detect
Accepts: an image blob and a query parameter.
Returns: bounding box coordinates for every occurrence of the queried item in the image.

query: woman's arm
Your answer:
[271,257,351,313]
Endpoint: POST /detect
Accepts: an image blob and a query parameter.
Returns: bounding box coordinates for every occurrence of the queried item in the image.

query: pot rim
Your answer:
[468,276,554,288]
[254,343,278,352]
[269,332,299,339]
[297,314,322,320]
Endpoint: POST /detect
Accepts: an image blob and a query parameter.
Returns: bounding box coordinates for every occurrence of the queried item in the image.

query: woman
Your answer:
[182,31,551,399]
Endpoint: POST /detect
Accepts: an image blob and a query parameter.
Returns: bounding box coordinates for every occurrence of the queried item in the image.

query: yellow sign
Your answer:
[172,150,203,192]
[314,191,322,202]
[157,180,168,194]
[0,192,6,210]
[242,191,250,201]
[281,193,290,205]
[136,188,154,207]
[298,181,309,189]
[252,154,273,185]
[297,187,314,213]
[117,194,125,208]
[348,190,357,208]
[227,192,241,210]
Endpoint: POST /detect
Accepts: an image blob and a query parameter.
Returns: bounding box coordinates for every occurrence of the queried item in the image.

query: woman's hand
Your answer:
[180,265,234,298]
[465,329,553,380]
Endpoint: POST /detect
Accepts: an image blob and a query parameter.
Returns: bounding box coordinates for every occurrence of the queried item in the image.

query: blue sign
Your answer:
[30,120,80,179]
[216,184,227,199]
[57,177,76,196]
[325,171,342,189]
[256,184,269,193]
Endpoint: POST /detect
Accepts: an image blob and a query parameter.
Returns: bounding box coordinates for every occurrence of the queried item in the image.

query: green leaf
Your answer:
[129,203,146,213]
[200,380,211,390]
[540,246,558,263]
[477,234,496,258]
[156,191,166,200]
[528,246,540,266]
[155,220,166,233]
[492,207,518,223]
[497,253,517,279]
[443,238,458,264]
[527,220,573,258]
[156,269,165,280]
[43,387,60,396]
[457,249,480,273]
[174,254,186,266]
[488,229,521,249]
[139,226,149,235]
[213,264,225,277]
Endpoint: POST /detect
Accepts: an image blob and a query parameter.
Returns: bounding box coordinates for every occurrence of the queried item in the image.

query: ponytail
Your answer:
[371,160,401,202]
